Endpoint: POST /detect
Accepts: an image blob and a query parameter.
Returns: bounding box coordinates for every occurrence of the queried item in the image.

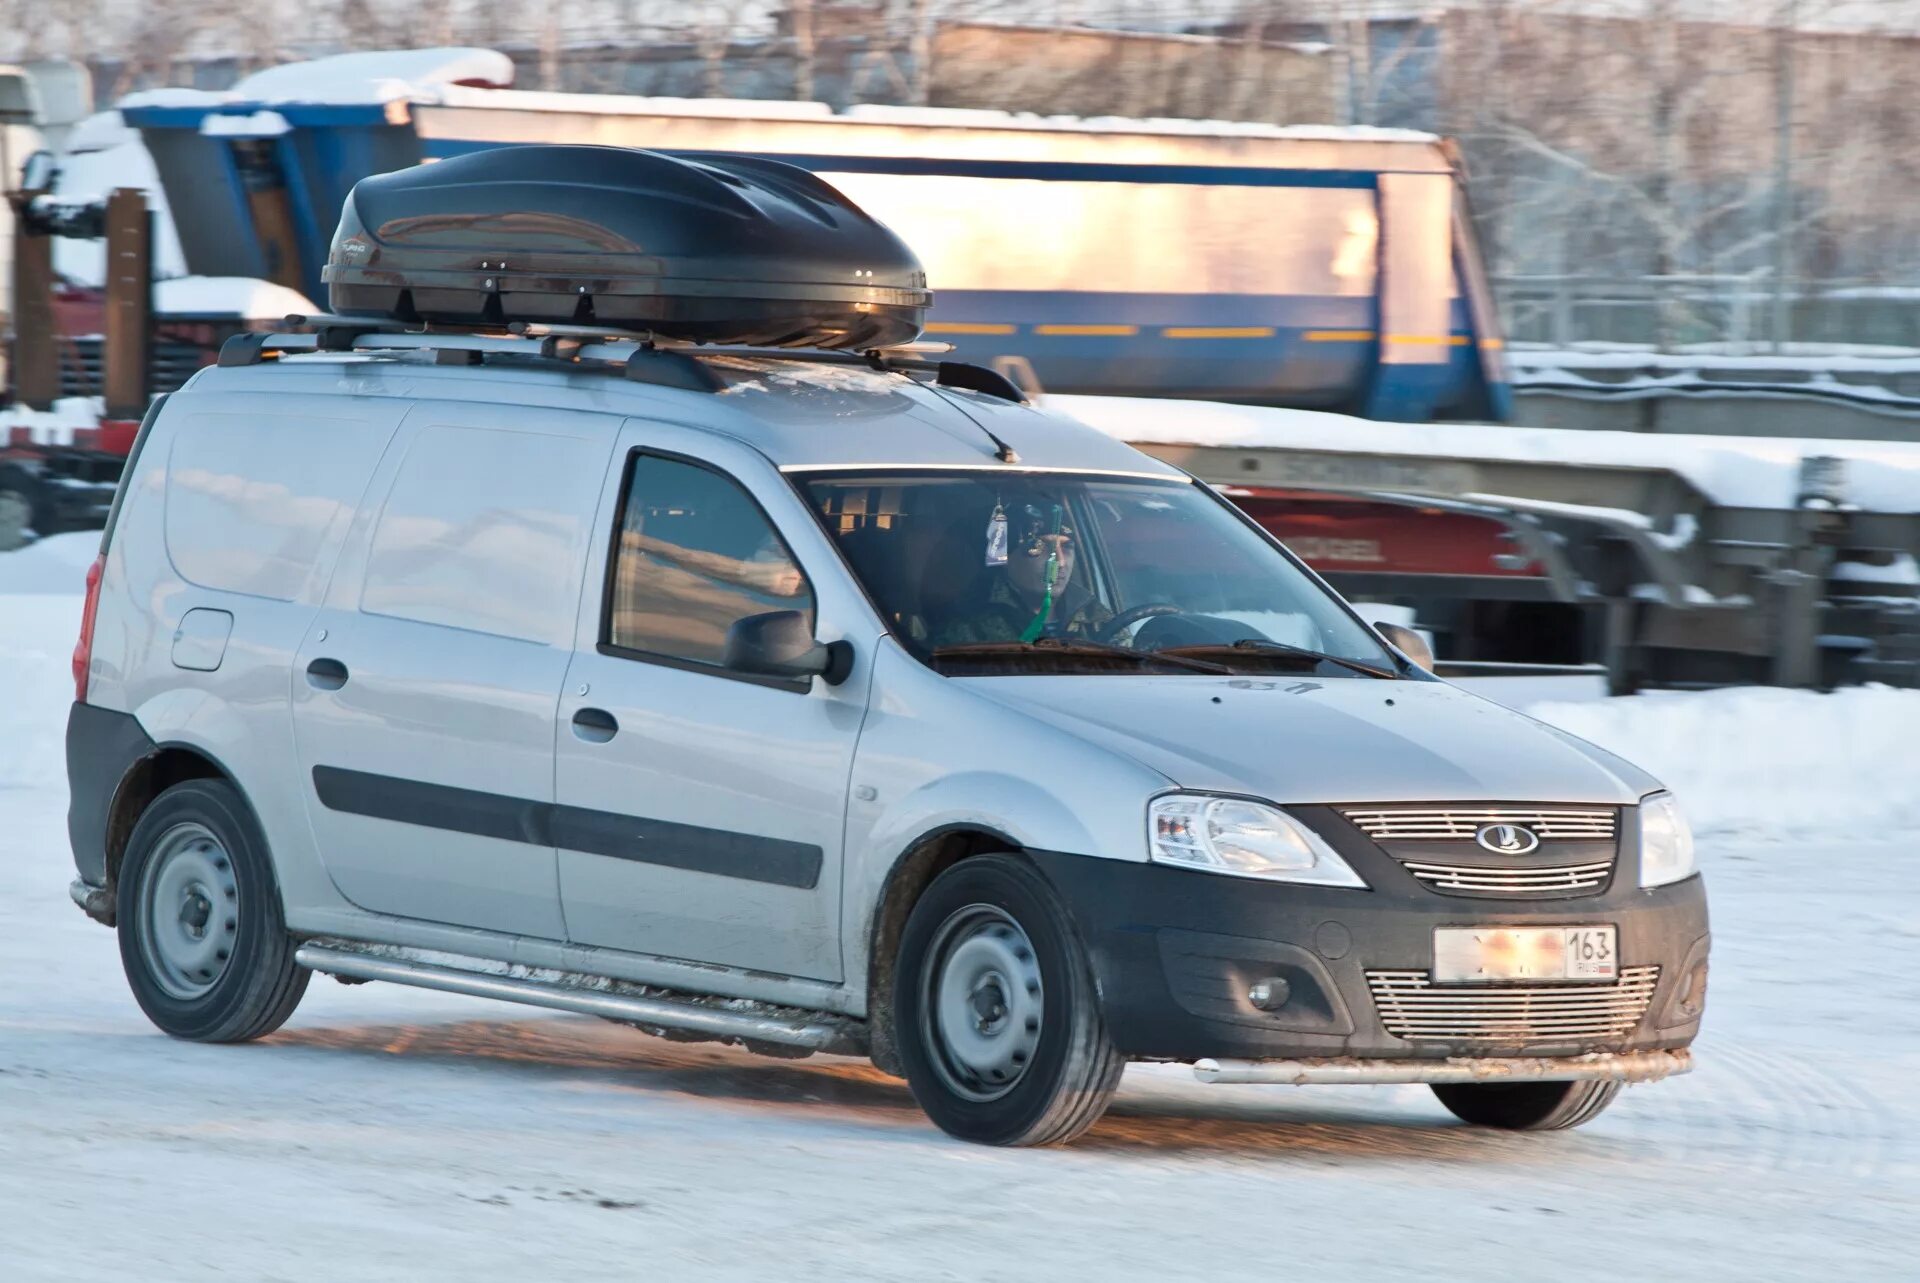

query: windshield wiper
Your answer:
[1156,638,1400,679]
[931,639,1235,675]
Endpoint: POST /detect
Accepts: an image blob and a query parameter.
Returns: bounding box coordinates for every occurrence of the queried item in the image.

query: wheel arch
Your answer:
[864,823,1028,1076]
[104,742,243,899]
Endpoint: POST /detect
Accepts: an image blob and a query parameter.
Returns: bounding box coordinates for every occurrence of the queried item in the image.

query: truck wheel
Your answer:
[1431,1079,1623,1130]
[116,779,309,1042]
[893,854,1123,1146]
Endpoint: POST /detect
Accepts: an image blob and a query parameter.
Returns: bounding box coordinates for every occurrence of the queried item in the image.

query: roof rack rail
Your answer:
[212,326,1026,404]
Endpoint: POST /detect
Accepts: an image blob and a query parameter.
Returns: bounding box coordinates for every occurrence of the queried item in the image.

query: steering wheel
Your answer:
[1093,602,1184,643]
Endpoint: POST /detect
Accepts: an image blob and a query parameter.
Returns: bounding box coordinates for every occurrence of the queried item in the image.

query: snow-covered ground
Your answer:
[2,537,1916,1279]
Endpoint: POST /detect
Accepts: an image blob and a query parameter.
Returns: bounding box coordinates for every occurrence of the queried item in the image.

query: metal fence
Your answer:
[1497,275,1920,350]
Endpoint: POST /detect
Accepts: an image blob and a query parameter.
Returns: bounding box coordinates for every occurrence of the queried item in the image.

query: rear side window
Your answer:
[165,410,387,601]
[605,454,812,667]
[361,424,604,646]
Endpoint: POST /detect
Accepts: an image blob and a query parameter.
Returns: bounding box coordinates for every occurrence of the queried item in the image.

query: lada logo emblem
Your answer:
[1475,823,1540,855]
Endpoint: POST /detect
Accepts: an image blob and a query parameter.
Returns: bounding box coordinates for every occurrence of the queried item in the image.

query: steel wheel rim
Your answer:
[920,904,1044,1103]
[136,821,239,1000]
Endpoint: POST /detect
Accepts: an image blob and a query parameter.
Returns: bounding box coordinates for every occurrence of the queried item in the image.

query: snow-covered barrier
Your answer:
[1526,685,1920,841]
[1054,392,1920,692]
[1054,392,1920,513]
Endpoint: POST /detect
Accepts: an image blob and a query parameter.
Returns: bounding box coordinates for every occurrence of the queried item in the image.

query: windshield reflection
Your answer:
[802,471,1395,677]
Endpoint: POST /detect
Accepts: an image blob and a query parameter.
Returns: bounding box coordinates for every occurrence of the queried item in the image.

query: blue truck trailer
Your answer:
[116,74,1509,422]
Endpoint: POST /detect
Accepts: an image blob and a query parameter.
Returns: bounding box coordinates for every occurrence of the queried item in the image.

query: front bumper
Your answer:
[1029,820,1709,1065]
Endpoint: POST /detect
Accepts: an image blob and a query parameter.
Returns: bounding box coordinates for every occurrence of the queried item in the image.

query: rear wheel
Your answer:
[117,778,309,1042]
[1431,1079,1623,1130]
[893,854,1123,1147]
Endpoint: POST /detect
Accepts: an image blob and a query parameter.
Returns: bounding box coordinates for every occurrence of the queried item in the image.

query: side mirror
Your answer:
[18,149,55,193]
[1375,621,1435,672]
[724,610,853,686]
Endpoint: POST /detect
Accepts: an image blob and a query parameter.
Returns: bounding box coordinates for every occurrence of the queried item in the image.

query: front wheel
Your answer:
[893,854,1123,1146]
[1431,1079,1623,1130]
[116,778,309,1042]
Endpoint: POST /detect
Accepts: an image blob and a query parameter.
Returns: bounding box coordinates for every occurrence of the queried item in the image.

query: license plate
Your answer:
[1432,926,1618,983]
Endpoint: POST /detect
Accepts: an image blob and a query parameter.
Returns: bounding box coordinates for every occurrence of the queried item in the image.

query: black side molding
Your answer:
[311,765,823,889]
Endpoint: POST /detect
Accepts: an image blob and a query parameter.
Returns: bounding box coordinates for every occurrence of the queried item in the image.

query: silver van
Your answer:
[62,326,1706,1146]
[63,147,1706,1146]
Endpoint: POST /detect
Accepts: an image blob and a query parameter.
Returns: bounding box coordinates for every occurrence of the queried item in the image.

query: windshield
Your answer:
[801,471,1397,677]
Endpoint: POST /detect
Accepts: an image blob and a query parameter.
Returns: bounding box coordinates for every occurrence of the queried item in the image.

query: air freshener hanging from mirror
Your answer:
[984,503,1008,565]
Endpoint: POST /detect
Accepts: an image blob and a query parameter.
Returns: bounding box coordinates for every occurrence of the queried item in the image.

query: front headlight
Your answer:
[1148,794,1368,888]
[1638,791,1697,888]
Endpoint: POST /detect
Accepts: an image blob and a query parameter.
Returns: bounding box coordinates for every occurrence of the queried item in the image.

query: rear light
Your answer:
[73,553,104,702]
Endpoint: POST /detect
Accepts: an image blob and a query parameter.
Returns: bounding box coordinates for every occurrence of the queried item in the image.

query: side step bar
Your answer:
[294,943,861,1055]
[1192,1049,1691,1086]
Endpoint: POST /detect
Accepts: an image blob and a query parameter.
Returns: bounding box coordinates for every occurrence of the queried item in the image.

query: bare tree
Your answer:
[13,0,1919,334]
[1427,0,1920,342]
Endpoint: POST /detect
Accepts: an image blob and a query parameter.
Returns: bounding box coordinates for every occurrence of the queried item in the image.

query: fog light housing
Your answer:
[1658,934,1712,1030]
[1673,960,1709,1021]
[1247,977,1292,1012]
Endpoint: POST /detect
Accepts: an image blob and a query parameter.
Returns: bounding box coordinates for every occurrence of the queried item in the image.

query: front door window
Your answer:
[606,454,813,668]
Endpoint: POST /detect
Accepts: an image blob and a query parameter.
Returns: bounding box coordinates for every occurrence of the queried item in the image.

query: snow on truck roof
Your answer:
[118,48,513,111]
[426,85,1439,145]
[112,46,1436,147]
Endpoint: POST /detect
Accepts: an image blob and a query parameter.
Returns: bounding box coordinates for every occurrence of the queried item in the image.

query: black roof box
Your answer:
[322,144,930,348]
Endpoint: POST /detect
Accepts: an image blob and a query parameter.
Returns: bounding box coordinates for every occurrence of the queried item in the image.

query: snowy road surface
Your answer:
[2,555,1916,1280]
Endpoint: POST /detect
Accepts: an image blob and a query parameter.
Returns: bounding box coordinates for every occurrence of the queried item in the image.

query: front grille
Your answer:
[1399,860,1614,894]
[1342,807,1617,841]
[1366,966,1660,1043]
[1340,805,1620,899]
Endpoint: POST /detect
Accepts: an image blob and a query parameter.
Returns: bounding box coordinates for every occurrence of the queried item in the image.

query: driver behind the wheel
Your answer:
[927,502,1112,647]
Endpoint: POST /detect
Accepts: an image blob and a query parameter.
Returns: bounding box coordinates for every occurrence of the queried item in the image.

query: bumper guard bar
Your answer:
[1193,1049,1692,1086]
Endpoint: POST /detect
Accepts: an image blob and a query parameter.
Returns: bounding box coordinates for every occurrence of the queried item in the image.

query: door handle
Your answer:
[306,657,349,691]
[572,706,619,743]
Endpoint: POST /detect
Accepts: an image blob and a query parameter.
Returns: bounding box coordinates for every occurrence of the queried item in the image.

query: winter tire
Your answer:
[117,778,309,1042]
[1431,1079,1623,1130]
[893,853,1124,1147]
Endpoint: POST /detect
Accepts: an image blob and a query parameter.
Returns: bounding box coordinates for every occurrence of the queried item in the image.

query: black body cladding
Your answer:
[66,701,158,890]
[323,144,931,348]
[1028,808,1709,1064]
